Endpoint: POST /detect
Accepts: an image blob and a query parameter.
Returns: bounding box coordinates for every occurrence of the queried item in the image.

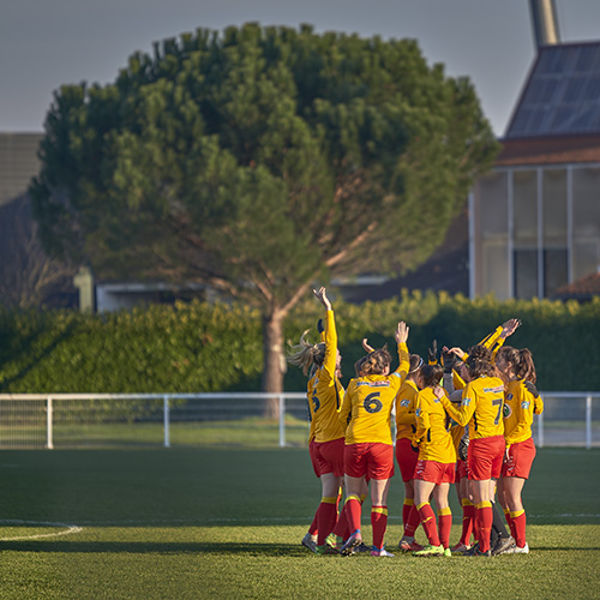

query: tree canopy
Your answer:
[31,23,499,393]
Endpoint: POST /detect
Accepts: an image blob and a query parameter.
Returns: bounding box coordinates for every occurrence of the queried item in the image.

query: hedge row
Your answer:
[0,292,599,393]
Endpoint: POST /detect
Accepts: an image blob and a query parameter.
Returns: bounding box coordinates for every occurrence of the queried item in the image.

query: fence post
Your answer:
[46,396,54,450]
[163,395,171,448]
[586,395,592,450]
[279,395,285,448]
[537,399,544,449]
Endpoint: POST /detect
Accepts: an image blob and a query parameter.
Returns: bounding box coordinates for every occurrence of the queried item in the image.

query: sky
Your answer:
[1,0,599,137]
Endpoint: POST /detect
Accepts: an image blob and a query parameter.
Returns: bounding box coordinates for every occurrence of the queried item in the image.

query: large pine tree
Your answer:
[31,23,499,404]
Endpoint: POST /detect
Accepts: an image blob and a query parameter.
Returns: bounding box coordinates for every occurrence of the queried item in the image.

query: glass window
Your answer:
[543,169,567,245]
[483,242,509,300]
[476,172,508,238]
[514,249,538,299]
[514,170,538,245]
[572,241,599,281]
[544,248,568,296]
[573,167,600,238]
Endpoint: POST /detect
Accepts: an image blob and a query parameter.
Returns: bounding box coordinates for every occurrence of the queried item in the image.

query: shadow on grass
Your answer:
[3,540,600,554]
[1,541,316,556]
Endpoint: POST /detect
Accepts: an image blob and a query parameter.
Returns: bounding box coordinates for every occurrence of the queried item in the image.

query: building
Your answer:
[469,3,600,300]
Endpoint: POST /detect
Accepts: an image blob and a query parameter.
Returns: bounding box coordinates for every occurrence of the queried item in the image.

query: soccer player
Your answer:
[395,353,425,552]
[288,287,345,555]
[338,321,410,557]
[495,346,541,554]
[434,345,505,556]
[411,364,457,557]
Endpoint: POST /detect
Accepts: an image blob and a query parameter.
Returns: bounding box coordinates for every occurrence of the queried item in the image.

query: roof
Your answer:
[505,41,600,139]
[495,134,600,166]
[0,133,43,206]
[552,271,600,301]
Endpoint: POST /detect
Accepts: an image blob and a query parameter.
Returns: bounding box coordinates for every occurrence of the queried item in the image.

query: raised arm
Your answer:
[393,321,410,383]
[433,384,475,427]
[313,287,337,380]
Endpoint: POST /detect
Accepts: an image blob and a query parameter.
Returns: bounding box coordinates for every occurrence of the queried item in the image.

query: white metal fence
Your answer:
[0,391,598,450]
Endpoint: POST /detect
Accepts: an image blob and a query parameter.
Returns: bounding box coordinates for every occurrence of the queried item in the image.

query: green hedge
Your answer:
[0,293,599,393]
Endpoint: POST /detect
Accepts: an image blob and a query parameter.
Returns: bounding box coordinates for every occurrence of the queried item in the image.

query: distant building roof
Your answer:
[505,41,600,139]
[0,132,43,206]
[552,271,600,301]
[496,134,600,166]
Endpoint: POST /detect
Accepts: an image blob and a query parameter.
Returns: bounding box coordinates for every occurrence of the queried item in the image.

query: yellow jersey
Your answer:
[412,387,457,463]
[440,376,505,440]
[308,310,346,443]
[503,379,535,448]
[395,379,419,440]
[339,343,409,445]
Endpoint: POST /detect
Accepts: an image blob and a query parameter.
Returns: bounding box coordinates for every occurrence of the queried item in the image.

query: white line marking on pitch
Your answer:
[0,519,83,541]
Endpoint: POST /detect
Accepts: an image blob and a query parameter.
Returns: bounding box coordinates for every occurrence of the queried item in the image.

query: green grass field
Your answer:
[0,446,599,599]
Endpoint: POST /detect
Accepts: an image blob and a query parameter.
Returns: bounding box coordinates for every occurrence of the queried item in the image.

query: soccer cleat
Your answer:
[399,537,423,552]
[301,532,318,554]
[443,547,452,557]
[464,543,491,557]
[315,544,339,555]
[325,532,338,550]
[413,544,444,557]
[371,546,395,557]
[492,535,516,556]
[512,543,529,554]
[356,542,371,553]
[340,531,362,556]
[450,542,471,555]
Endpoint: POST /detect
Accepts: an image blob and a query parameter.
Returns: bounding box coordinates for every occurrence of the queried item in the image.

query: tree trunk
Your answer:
[261,309,286,418]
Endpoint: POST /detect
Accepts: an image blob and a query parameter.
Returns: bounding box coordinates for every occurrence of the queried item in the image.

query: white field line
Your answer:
[0,519,83,541]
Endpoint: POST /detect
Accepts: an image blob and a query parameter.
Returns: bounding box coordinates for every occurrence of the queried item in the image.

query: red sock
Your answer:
[371,506,388,550]
[460,500,475,545]
[475,502,493,552]
[437,507,452,549]
[316,497,338,546]
[504,507,515,538]
[417,502,440,547]
[345,495,363,535]
[332,503,350,539]
[309,508,318,537]
[405,504,421,537]
[402,499,413,531]
[511,509,527,547]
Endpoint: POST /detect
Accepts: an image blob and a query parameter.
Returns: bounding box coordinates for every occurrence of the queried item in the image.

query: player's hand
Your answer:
[428,339,438,365]
[394,321,409,344]
[500,318,521,339]
[442,347,457,373]
[524,380,539,398]
[312,287,332,311]
[432,385,445,400]
[448,346,467,360]
[361,338,375,353]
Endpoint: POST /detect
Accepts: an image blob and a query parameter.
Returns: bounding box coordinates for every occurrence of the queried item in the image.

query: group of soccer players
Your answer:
[288,287,542,558]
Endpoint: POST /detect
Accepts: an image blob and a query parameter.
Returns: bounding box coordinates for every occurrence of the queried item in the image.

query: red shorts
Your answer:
[502,437,536,479]
[309,437,345,477]
[468,435,505,481]
[414,460,455,484]
[344,442,395,480]
[395,438,419,482]
[456,458,469,481]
